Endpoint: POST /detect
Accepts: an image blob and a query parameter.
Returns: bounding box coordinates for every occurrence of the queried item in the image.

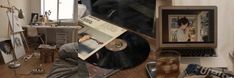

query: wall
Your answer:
[30,0,40,14]
[173,0,234,70]
[156,0,172,18]
[0,0,31,40]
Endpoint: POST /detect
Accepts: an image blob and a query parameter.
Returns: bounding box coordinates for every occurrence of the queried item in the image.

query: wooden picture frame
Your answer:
[30,13,39,25]
[168,15,198,42]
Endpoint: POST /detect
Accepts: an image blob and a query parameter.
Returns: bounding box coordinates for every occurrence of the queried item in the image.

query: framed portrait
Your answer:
[168,15,198,42]
[6,10,24,33]
[159,6,217,48]
[10,33,26,59]
[30,13,39,25]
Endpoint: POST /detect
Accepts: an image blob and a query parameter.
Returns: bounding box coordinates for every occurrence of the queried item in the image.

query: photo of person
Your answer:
[175,17,192,42]
[169,15,197,42]
[168,11,210,42]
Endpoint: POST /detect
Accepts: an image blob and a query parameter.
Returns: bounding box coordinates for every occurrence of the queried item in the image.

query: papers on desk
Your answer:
[78,15,127,60]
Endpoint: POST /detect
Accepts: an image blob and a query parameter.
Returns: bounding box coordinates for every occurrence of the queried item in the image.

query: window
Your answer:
[41,0,76,21]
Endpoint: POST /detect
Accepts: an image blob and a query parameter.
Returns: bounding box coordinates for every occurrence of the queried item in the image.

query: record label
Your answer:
[105,39,128,52]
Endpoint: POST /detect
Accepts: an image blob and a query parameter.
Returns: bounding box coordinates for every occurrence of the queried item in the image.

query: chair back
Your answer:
[27,27,38,37]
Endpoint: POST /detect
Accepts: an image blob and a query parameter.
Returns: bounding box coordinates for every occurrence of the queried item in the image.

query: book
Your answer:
[78,15,127,60]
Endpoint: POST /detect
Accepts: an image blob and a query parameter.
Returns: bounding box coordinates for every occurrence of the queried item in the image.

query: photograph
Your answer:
[30,13,39,25]
[168,11,210,42]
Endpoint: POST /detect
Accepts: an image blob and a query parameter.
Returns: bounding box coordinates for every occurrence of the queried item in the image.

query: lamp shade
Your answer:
[18,9,24,19]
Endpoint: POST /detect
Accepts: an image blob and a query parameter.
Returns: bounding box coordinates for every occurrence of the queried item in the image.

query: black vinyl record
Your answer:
[87,31,150,69]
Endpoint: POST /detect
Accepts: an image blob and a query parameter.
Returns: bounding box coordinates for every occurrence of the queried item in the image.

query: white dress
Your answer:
[176,29,188,42]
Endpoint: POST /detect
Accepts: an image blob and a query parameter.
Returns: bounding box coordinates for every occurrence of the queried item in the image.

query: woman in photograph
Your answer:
[176,17,192,42]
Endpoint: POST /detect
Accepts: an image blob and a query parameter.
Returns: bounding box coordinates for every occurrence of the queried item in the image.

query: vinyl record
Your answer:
[87,31,150,69]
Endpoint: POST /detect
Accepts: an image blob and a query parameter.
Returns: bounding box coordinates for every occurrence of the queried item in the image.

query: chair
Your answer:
[26,27,45,48]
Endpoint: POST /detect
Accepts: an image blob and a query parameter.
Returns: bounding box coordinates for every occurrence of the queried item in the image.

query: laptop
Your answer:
[157,6,231,69]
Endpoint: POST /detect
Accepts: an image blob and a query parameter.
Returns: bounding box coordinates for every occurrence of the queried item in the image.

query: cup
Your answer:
[156,50,180,78]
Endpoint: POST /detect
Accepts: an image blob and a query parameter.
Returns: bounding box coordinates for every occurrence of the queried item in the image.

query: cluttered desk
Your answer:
[1,0,234,78]
[44,13,234,78]
[12,3,234,78]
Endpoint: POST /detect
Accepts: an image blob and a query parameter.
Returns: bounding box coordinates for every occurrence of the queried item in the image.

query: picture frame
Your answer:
[159,6,217,48]
[168,15,198,42]
[6,10,24,33]
[30,13,39,25]
[0,40,13,64]
[167,12,210,42]
[10,33,26,59]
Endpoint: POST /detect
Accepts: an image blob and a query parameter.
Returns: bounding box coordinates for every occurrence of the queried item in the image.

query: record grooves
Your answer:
[87,31,150,69]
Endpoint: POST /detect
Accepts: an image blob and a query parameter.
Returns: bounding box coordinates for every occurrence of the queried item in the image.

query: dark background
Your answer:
[81,0,156,38]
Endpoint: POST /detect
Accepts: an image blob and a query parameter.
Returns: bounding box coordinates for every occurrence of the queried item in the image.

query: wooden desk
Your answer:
[23,25,82,47]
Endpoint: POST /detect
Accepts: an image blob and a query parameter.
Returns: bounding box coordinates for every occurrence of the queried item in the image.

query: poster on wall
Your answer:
[166,11,211,42]
[7,10,23,33]
[10,33,25,59]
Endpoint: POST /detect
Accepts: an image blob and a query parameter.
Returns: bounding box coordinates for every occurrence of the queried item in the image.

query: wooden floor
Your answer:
[0,52,54,78]
[0,37,157,78]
